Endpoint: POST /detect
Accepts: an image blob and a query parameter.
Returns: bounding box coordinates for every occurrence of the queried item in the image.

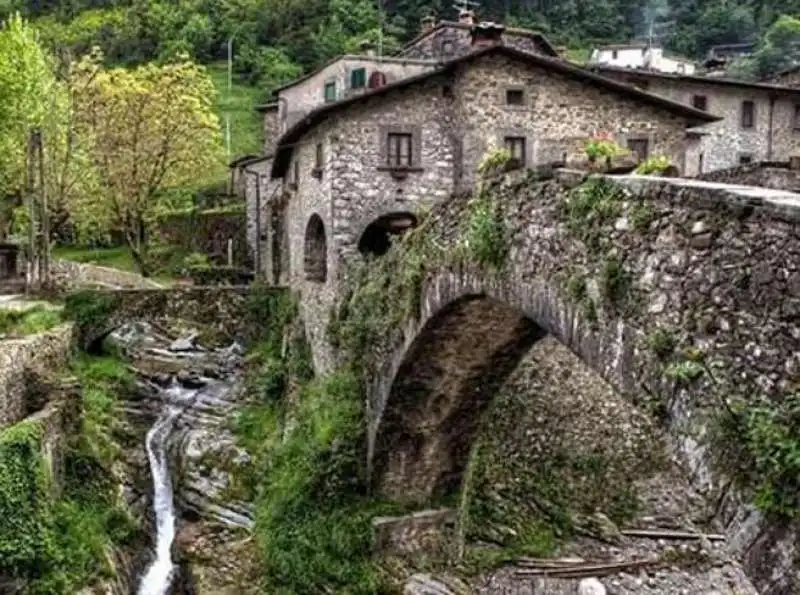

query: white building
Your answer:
[589,43,696,75]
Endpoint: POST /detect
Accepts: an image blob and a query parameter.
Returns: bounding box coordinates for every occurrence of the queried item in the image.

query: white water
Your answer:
[137,385,187,595]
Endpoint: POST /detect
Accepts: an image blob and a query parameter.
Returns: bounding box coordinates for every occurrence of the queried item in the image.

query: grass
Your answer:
[52,244,186,284]
[0,305,62,337]
[207,61,266,161]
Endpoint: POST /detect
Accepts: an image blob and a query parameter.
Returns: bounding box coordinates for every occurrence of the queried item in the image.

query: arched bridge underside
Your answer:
[369,269,641,504]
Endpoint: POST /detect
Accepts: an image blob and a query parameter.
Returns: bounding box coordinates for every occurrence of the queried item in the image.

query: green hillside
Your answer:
[207,62,266,160]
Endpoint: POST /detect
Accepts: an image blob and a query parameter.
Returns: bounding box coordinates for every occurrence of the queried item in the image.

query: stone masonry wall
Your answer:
[697,162,800,191]
[396,23,551,61]
[453,55,693,188]
[364,170,800,593]
[79,286,282,347]
[0,324,74,428]
[243,157,281,281]
[594,71,800,174]
[51,260,163,290]
[276,57,436,135]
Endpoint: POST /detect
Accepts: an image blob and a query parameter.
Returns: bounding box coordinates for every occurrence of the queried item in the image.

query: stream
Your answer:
[104,322,249,595]
[138,385,193,595]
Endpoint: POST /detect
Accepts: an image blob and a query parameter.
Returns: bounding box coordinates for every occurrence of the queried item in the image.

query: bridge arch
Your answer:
[303,213,327,282]
[368,269,642,504]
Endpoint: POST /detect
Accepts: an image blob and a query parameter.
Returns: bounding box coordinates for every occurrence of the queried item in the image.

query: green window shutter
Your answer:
[324,82,336,102]
[351,68,366,88]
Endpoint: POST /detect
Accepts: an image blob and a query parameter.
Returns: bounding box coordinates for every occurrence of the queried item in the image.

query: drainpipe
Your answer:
[767,95,775,160]
[244,167,262,278]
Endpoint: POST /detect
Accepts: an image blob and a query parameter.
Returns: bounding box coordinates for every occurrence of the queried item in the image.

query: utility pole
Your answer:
[226,36,233,161]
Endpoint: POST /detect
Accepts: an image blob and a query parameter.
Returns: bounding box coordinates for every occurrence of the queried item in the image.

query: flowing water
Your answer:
[137,384,195,595]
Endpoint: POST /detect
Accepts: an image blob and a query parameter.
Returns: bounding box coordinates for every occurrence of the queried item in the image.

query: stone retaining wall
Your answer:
[0,324,74,428]
[51,260,164,290]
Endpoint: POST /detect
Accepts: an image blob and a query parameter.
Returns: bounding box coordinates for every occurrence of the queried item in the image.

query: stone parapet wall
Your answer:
[52,260,163,290]
[696,162,800,192]
[0,324,75,428]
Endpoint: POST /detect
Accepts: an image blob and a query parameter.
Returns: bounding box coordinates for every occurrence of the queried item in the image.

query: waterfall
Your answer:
[137,384,195,595]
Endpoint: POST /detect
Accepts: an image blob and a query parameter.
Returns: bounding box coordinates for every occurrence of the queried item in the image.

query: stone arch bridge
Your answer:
[67,286,285,349]
[293,171,800,509]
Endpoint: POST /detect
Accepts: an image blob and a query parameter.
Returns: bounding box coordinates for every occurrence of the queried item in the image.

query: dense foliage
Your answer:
[0,354,140,593]
[0,0,796,89]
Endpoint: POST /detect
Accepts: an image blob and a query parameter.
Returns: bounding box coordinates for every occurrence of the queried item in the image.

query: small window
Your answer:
[506,89,525,106]
[315,143,323,169]
[698,152,704,174]
[387,133,413,167]
[741,100,755,129]
[350,68,366,89]
[324,81,336,102]
[692,95,707,111]
[739,154,753,165]
[794,105,800,130]
[611,50,618,59]
[627,138,649,160]
[504,136,526,166]
[641,47,647,55]
[442,84,454,98]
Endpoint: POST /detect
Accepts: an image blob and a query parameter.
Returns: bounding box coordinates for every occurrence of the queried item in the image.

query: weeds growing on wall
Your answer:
[563,176,624,251]
[0,306,62,337]
[713,392,800,519]
[63,290,122,346]
[233,291,403,592]
[0,352,139,593]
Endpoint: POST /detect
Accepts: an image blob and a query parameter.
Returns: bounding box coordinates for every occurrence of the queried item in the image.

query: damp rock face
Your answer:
[103,322,259,594]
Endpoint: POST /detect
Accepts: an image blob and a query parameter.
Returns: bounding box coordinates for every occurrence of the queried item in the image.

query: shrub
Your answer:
[462,194,509,270]
[584,134,628,160]
[63,291,120,341]
[647,328,677,359]
[634,156,672,175]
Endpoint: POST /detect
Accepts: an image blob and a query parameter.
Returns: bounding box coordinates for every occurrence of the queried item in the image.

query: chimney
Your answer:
[359,40,375,57]
[421,15,435,35]
[458,9,474,25]
[470,22,505,47]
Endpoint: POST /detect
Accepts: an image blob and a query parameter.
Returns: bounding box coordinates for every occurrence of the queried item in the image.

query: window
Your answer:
[350,68,366,89]
[794,104,800,130]
[504,136,526,166]
[627,138,649,160]
[611,50,618,59]
[641,47,647,55]
[315,143,323,169]
[387,133,413,167]
[692,95,708,111]
[739,154,753,164]
[698,152,704,174]
[741,100,755,129]
[506,89,525,106]
[324,81,336,102]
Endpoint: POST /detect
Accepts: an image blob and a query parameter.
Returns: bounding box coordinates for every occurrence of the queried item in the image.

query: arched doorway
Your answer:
[303,214,327,282]
[357,212,418,257]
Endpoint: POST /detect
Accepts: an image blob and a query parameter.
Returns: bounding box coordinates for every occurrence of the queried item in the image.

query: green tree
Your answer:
[69,50,224,274]
[753,14,800,77]
[0,13,58,238]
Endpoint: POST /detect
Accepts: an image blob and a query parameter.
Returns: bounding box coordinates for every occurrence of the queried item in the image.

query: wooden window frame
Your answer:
[323,80,337,103]
[350,68,366,89]
[504,135,526,169]
[626,137,650,161]
[312,142,324,179]
[505,88,525,106]
[741,100,755,129]
[378,126,423,175]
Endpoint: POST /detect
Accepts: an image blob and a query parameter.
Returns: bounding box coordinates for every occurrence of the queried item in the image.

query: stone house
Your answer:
[765,65,800,87]
[587,65,800,175]
[262,40,716,365]
[396,10,558,61]
[271,52,438,137]
[589,43,696,74]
